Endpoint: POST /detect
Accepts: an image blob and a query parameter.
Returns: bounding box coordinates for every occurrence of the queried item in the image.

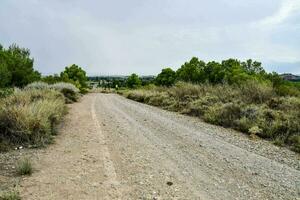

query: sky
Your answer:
[0,0,299,76]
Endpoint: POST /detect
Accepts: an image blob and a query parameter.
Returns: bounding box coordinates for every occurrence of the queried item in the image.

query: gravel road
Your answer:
[19,93,300,199]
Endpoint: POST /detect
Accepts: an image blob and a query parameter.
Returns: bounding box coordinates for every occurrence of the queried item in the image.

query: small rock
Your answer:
[166,181,173,186]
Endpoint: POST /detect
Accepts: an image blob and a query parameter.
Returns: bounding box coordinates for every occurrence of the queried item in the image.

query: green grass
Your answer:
[123,81,300,153]
[16,158,32,176]
[0,190,21,200]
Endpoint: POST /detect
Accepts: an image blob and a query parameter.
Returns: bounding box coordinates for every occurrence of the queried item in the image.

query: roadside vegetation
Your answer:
[123,57,300,153]
[0,43,88,152]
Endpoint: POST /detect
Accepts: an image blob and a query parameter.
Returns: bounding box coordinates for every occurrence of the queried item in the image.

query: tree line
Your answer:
[0,43,88,93]
[127,57,300,96]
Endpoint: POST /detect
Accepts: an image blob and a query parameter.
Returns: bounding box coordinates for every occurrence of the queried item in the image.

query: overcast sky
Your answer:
[0,0,299,75]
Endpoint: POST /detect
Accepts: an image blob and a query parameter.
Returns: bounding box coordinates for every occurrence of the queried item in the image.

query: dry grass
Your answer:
[124,81,300,152]
[25,82,80,103]
[0,89,66,147]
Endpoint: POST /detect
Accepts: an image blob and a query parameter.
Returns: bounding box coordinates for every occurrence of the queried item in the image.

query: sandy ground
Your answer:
[17,93,299,199]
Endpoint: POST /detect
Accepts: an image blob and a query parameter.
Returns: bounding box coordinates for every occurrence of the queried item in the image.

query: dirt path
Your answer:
[20,93,300,200]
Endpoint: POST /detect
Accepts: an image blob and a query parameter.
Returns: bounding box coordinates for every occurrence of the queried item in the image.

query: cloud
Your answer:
[0,0,299,75]
[258,0,300,27]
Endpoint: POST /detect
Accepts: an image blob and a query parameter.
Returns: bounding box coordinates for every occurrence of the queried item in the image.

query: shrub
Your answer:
[239,80,274,104]
[168,82,205,99]
[288,135,300,153]
[25,81,49,90]
[187,96,219,116]
[0,89,66,145]
[126,90,148,102]
[124,82,300,152]
[147,92,170,107]
[24,81,80,103]
[203,103,223,125]
[50,82,79,103]
[16,158,32,175]
[0,191,21,200]
[249,126,263,136]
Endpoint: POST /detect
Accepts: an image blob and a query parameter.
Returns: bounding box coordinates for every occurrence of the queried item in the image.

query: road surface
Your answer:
[20,93,300,199]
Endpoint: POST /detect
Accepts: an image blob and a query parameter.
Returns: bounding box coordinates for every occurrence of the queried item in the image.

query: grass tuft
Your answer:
[0,191,21,200]
[16,158,32,176]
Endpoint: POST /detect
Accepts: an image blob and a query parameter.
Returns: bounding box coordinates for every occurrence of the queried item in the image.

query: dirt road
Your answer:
[20,93,300,199]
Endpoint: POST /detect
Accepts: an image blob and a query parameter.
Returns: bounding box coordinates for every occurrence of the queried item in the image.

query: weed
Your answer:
[16,158,32,176]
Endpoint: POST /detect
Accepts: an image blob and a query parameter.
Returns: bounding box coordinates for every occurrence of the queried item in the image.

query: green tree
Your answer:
[42,74,61,84]
[176,57,206,83]
[60,64,88,91]
[155,68,176,86]
[0,62,11,88]
[0,43,41,87]
[241,59,265,74]
[126,73,141,89]
[204,61,225,84]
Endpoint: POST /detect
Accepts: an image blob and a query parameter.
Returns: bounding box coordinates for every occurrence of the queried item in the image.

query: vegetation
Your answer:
[124,57,300,153]
[60,64,88,93]
[0,191,21,200]
[16,158,32,175]
[0,43,88,95]
[0,43,85,152]
[25,82,80,103]
[126,73,142,89]
[0,88,66,150]
[0,44,40,88]
[155,68,176,86]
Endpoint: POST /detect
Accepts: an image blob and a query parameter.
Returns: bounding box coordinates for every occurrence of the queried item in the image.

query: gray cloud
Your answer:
[0,0,299,75]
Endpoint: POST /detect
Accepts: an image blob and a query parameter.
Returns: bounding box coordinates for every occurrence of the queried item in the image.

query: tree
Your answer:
[204,61,225,84]
[0,62,11,88]
[155,68,176,86]
[0,43,41,87]
[60,64,88,90]
[176,57,206,83]
[42,74,61,84]
[241,59,265,74]
[126,73,141,89]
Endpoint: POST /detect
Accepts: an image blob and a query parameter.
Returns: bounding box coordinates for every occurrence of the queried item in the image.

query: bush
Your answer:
[16,158,32,175]
[124,82,300,152]
[25,81,80,103]
[239,80,274,104]
[0,89,66,145]
[288,135,300,153]
[51,82,79,103]
[187,96,219,116]
[203,102,242,127]
[25,81,49,90]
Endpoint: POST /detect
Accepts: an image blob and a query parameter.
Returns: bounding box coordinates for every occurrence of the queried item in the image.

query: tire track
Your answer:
[91,95,122,199]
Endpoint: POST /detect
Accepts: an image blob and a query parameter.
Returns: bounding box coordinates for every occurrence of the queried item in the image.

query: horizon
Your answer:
[1,0,300,76]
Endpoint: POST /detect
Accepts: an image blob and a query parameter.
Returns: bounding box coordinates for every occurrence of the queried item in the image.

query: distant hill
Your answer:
[280,73,300,82]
